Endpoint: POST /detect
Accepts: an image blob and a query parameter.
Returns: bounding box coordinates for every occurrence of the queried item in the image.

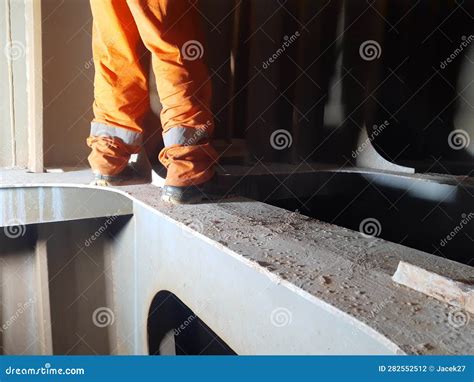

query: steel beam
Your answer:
[0,173,472,355]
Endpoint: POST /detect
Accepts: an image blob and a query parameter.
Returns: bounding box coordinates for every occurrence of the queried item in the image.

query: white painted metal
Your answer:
[0,179,472,355]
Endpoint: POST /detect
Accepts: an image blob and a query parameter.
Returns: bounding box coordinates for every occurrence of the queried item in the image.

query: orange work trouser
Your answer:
[87,0,218,187]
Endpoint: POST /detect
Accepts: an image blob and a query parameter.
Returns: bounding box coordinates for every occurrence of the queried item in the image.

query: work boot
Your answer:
[159,141,220,204]
[87,135,151,186]
[161,185,205,204]
[161,176,225,204]
[92,165,141,186]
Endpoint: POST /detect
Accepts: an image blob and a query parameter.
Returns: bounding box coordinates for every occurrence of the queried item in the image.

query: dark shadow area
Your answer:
[267,172,473,266]
[148,290,236,355]
[372,1,474,173]
[239,0,474,173]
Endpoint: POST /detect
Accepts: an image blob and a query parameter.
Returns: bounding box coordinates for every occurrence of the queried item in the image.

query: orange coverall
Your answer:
[87,0,218,187]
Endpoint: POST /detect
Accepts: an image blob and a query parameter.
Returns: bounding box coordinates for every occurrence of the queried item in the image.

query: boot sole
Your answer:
[161,193,203,205]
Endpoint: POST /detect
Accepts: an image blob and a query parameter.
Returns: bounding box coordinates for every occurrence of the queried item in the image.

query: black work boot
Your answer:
[161,176,226,205]
[161,185,205,204]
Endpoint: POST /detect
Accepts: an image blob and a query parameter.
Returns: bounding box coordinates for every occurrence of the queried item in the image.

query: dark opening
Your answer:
[147,291,236,355]
[267,172,473,267]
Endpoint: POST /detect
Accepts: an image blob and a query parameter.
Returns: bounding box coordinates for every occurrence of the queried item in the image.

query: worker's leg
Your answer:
[88,0,149,177]
[126,0,218,187]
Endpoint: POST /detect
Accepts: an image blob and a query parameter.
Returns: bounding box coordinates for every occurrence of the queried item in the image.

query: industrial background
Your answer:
[2,0,473,169]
